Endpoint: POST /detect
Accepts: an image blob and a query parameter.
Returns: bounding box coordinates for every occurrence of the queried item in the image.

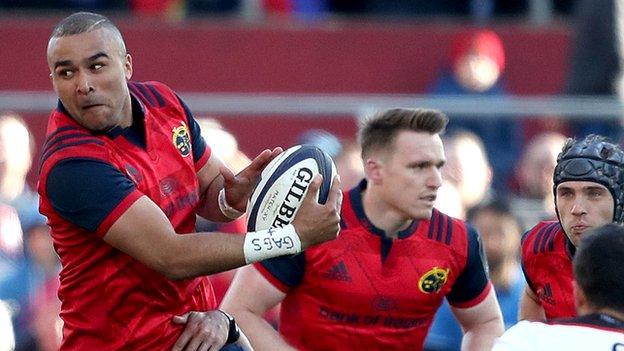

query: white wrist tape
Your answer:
[218,188,244,219]
[243,224,302,264]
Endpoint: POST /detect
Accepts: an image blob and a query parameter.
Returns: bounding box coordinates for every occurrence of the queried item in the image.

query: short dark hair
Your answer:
[466,197,515,224]
[359,108,448,159]
[49,12,126,56]
[574,223,624,314]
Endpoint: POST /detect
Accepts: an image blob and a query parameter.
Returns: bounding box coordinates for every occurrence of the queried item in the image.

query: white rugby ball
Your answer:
[247,145,336,231]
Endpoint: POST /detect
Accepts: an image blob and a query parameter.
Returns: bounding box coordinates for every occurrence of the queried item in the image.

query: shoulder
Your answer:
[521,221,563,257]
[39,124,110,178]
[425,208,470,248]
[128,81,181,109]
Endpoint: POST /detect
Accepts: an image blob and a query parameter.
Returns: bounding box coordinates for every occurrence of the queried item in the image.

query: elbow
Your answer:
[160,264,191,281]
[151,245,193,281]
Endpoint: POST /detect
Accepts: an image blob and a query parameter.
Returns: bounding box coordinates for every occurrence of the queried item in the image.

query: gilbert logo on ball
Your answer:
[247,145,336,231]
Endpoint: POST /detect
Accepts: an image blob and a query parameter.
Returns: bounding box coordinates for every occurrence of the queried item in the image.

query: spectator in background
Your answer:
[332,140,364,190]
[0,202,29,350]
[509,132,566,231]
[425,198,524,351]
[24,224,62,351]
[0,0,124,10]
[0,113,46,235]
[437,130,493,219]
[0,113,49,350]
[428,29,522,192]
[297,129,364,190]
[0,299,14,351]
[128,0,184,18]
[494,223,624,350]
[565,0,623,141]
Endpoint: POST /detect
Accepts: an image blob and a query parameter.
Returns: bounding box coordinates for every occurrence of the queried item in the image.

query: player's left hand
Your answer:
[221,147,283,212]
[172,310,229,351]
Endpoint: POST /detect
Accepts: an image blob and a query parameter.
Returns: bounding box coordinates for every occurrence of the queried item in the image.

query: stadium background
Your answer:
[0,12,571,187]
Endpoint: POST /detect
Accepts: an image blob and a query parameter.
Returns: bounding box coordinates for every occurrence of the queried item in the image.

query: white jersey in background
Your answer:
[492,314,624,351]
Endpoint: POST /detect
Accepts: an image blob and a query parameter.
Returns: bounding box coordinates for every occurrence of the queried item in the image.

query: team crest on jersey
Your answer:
[418,267,450,294]
[172,123,191,157]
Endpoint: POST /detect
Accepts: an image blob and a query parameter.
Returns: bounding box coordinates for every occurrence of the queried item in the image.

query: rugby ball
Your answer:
[247,145,336,231]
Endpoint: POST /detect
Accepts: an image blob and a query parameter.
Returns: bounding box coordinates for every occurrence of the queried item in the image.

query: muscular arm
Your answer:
[194,152,230,222]
[104,195,247,279]
[451,288,504,351]
[220,266,296,351]
[518,285,545,321]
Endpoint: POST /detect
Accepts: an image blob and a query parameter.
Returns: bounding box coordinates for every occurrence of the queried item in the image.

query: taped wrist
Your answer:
[243,224,302,264]
[218,188,244,219]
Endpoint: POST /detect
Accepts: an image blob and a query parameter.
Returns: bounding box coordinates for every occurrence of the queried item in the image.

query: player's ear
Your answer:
[124,53,133,80]
[364,158,383,185]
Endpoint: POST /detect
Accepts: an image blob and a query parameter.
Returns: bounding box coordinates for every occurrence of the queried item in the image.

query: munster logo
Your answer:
[172,122,191,157]
[418,267,450,294]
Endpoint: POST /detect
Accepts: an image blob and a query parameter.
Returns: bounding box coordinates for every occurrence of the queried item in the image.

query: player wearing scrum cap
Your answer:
[519,134,624,321]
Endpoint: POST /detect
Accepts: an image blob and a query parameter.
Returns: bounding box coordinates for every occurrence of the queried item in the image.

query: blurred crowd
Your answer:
[0,0,576,20]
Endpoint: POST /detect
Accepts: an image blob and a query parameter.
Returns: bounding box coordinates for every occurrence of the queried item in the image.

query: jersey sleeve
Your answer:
[46,158,142,236]
[519,229,538,294]
[176,94,211,170]
[254,253,306,293]
[446,225,492,307]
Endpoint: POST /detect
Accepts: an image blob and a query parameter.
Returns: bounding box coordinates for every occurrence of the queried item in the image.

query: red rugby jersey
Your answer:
[521,221,576,320]
[256,181,492,350]
[38,81,215,350]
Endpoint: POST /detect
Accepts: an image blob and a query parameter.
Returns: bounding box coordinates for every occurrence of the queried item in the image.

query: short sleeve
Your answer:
[255,253,306,293]
[519,229,538,294]
[46,158,141,235]
[447,225,491,307]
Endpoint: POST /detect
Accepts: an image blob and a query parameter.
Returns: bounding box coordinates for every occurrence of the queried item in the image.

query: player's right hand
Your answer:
[172,310,228,351]
[221,147,283,212]
[292,174,342,249]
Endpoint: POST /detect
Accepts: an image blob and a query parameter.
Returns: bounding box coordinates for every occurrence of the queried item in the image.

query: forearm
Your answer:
[196,174,233,222]
[461,317,504,351]
[518,287,545,321]
[162,232,247,279]
[234,310,296,351]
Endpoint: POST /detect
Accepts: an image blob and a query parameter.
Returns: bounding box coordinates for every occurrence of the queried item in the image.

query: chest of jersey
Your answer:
[522,223,576,319]
[527,252,575,319]
[280,227,466,350]
[106,109,199,230]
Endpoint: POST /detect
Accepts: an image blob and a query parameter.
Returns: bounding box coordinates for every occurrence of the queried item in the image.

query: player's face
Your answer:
[377,130,445,220]
[47,28,133,132]
[556,181,614,247]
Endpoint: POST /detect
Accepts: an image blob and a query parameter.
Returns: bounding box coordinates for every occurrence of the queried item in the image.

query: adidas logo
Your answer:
[537,283,556,305]
[322,261,352,282]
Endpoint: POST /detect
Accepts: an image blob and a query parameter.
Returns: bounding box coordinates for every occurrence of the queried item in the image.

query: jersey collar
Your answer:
[348,179,419,240]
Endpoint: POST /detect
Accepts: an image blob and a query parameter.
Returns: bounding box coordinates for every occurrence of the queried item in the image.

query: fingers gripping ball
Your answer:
[247,145,337,231]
